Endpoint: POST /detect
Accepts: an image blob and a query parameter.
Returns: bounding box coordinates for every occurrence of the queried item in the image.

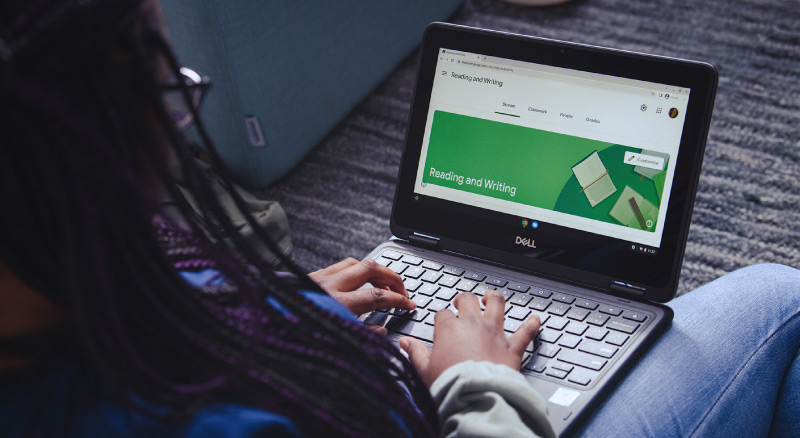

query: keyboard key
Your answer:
[508,282,531,293]
[382,250,402,260]
[551,362,574,373]
[393,308,413,317]
[456,279,478,292]
[558,350,607,371]
[422,260,443,271]
[548,303,571,317]
[376,257,393,267]
[558,334,582,349]
[585,327,609,341]
[546,369,569,379]
[623,311,648,322]
[507,306,532,321]
[393,320,434,342]
[553,294,576,304]
[442,266,464,276]
[403,266,425,279]
[421,271,442,283]
[599,306,624,316]
[529,297,551,311]
[524,356,548,373]
[410,310,429,322]
[388,262,407,275]
[568,375,592,386]
[486,277,508,288]
[363,311,391,326]
[510,293,533,307]
[504,319,524,333]
[605,331,630,346]
[403,278,422,292]
[436,287,458,301]
[418,284,439,296]
[545,316,569,331]
[607,317,640,334]
[531,289,553,299]
[579,340,618,359]
[575,299,599,310]
[565,321,589,336]
[566,308,591,321]
[537,344,561,358]
[499,289,515,301]
[586,313,610,326]
[539,329,562,343]
[401,255,423,266]
[411,295,432,308]
[439,275,460,288]
[464,271,486,282]
[530,311,551,326]
[472,285,491,296]
[427,299,449,313]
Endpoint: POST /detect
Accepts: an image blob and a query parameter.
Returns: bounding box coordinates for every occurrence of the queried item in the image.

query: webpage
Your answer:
[414,49,691,248]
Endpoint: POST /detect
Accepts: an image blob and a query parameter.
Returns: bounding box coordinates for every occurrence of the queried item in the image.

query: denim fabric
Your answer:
[580,264,800,437]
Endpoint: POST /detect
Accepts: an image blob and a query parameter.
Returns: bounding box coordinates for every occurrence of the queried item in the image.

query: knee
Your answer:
[721,263,800,303]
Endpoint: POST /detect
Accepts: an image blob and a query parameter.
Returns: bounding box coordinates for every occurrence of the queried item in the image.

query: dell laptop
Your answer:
[363,22,717,436]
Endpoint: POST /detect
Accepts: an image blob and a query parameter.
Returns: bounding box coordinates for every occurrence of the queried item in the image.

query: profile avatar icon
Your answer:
[668,108,679,118]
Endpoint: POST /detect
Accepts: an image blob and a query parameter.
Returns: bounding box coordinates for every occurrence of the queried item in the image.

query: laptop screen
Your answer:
[414,49,691,252]
[392,24,717,301]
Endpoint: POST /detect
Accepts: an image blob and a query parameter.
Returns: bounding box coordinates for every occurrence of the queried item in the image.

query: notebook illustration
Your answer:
[609,186,659,231]
[572,151,617,207]
[362,23,717,436]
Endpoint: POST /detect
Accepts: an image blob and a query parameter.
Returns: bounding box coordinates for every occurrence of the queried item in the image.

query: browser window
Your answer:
[413,48,691,248]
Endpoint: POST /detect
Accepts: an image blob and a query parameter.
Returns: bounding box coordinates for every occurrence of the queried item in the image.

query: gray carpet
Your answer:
[261,0,800,297]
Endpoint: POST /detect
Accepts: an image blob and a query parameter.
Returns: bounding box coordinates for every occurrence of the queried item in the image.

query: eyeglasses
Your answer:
[162,67,211,130]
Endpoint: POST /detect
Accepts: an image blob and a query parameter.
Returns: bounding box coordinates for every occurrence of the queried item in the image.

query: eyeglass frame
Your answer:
[161,66,211,130]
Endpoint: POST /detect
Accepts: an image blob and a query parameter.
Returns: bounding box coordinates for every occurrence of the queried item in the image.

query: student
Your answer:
[1,1,799,437]
[0,1,548,436]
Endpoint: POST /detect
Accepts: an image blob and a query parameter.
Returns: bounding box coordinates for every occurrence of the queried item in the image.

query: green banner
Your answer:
[422,111,665,231]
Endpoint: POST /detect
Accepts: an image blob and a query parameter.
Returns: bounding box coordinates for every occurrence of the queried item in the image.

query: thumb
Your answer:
[399,337,431,373]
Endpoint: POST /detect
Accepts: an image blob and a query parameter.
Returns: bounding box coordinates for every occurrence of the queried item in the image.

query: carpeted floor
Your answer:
[261,0,800,297]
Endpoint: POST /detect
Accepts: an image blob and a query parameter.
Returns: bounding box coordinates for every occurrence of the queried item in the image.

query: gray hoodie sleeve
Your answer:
[430,361,556,438]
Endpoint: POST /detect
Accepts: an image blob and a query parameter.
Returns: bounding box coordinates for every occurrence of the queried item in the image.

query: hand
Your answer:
[399,290,541,387]
[309,258,415,316]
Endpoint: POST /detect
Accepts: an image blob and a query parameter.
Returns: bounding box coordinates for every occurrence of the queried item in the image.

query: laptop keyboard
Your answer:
[365,249,650,388]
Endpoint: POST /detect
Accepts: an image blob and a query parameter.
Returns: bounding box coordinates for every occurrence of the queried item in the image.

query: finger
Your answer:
[365,324,388,336]
[334,287,416,315]
[453,292,481,316]
[327,259,408,297]
[482,289,506,323]
[399,337,430,372]
[308,257,359,280]
[433,308,456,327]
[508,314,541,356]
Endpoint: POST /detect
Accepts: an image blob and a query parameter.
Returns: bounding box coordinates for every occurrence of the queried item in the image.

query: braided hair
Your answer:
[0,0,438,436]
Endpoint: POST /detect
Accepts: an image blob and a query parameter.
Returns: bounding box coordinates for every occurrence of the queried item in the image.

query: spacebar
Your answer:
[393,320,434,342]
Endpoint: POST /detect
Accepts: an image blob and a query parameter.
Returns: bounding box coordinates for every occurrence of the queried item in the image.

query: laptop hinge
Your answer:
[609,281,646,300]
[408,232,440,250]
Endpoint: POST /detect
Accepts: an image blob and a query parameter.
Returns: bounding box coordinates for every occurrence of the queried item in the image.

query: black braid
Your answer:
[1,0,439,436]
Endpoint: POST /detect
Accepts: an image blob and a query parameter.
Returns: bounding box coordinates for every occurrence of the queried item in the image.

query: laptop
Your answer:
[363,22,717,436]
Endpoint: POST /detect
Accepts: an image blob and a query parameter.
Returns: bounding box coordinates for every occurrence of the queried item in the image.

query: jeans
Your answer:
[578,263,800,437]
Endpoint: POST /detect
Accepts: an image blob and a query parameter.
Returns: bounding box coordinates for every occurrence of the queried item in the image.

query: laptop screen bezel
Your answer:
[391,23,718,302]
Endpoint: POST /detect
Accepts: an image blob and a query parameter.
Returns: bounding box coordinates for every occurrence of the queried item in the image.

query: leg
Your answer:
[577,264,800,437]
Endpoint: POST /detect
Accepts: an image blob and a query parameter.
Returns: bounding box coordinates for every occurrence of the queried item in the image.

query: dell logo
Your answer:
[515,236,536,248]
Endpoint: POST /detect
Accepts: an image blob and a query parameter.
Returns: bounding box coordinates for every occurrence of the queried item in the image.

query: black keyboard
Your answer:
[365,249,650,388]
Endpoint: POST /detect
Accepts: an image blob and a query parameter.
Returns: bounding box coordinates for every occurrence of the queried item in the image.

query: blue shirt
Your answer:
[0,272,360,437]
